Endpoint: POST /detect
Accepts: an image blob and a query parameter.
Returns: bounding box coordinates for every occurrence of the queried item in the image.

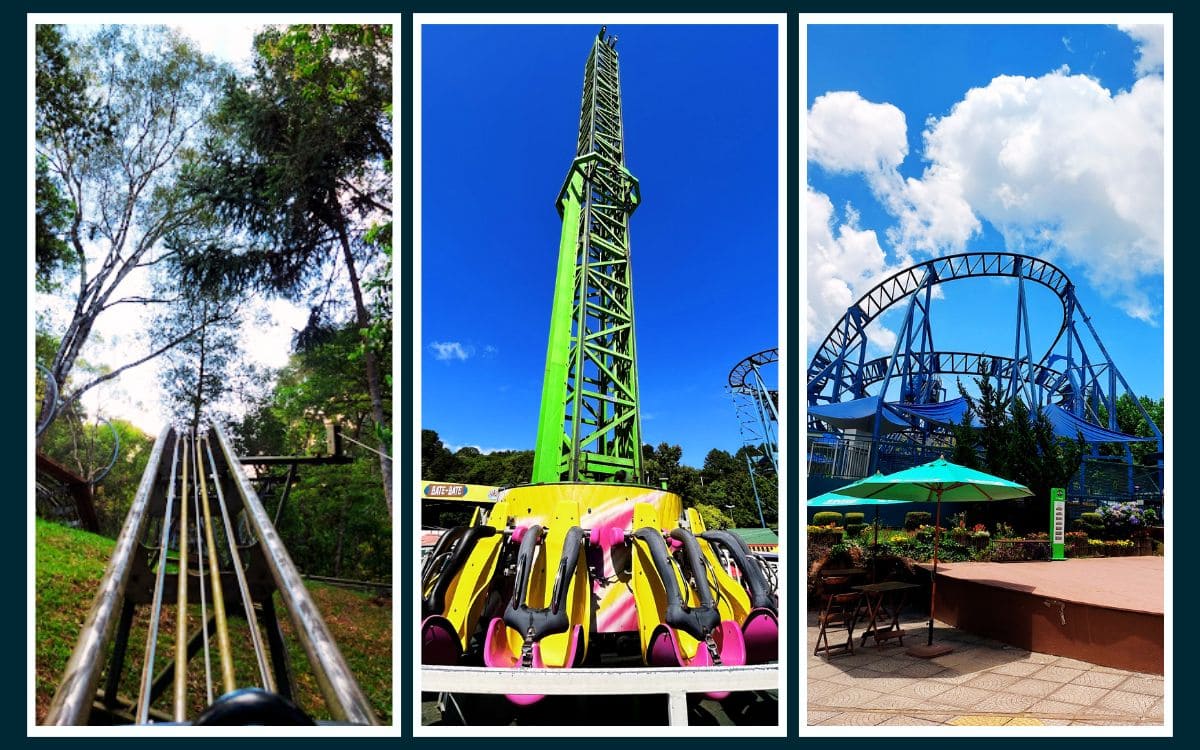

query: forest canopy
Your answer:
[35,23,392,573]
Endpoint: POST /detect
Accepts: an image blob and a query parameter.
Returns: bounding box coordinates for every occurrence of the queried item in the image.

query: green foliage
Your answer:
[812,511,844,527]
[35,519,391,723]
[273,325,384,437]
[276,461,391,581]
[877,534,973,563]
[844,511,865,536]
[692,503,734,530]
[953,375,1087,532]
[180,24,392,299]
[904,511,932,531]
[179,24,395,510]
[827,540,865,568]
[420,430,777,528]
[231,322,390,581]
[986,540,1051,562]
[696,446,777,528]
[421,430,465,482]
[1075,511,1105,536]
[37,399,156,537]
[1097,393,1164,464]
[35,157,74,292]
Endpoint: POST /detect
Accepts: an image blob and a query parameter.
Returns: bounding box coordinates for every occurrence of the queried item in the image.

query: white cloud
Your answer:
[430,341,471,361]
[809,68,1164,323]
[806,187,897,350]
[809,91,909,174]
[1118,24,1165,78]
[915,70,1164,319]
[808,91,980,257]
[444,443,515,455]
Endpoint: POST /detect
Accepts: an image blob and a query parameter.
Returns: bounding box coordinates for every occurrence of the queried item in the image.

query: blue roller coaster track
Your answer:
[807,252,1163,505]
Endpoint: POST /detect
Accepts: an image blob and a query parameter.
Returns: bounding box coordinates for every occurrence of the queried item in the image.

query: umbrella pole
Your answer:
[907,487,955,658]
[871,506,881,584]
[928,493,942,646]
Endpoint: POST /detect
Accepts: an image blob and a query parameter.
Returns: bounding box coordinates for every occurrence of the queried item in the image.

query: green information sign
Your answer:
[1050,487,1066,560]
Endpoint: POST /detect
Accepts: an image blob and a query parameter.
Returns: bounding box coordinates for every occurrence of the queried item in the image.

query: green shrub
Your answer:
[1075,512,1104,536]
[904,512,932,531]
[812,511,844,527]
[828,540,866,568]
[844,512,865,536]
[986,539,1051,562]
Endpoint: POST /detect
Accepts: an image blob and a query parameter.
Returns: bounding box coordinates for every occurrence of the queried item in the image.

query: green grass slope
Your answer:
[35,518,392,724]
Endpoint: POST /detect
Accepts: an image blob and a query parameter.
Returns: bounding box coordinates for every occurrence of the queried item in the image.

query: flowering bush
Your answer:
[994,521,1016,539]
[889,533,909,544]
[987,538,1050,562]
[828,540,866,567]
[1086,538,1135,556]
[914,524,947,542]
[1099,502,1158,538]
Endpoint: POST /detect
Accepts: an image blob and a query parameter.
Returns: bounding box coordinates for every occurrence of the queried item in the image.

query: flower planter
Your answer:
[809,531,844,547]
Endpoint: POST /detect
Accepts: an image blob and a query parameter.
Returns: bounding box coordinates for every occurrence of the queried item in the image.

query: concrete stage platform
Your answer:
[928,557,1163,674]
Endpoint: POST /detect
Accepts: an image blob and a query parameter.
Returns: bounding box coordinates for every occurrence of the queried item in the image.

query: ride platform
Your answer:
[927,557,1164,674]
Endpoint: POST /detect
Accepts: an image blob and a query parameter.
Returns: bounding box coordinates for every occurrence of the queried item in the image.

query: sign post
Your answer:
[1050,487,1066,561]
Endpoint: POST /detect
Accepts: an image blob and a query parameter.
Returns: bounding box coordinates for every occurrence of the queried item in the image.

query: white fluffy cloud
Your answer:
[806,187,897,350]
[808,91,909,174]
[808,67,1164,323]
[809,91,980,256]
[430,341,471,361]
[917,70,1164,319]
[1118,24,1165,78]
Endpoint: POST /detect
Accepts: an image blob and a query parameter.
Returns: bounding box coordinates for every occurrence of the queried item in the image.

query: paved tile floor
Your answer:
[808,610,1164,726]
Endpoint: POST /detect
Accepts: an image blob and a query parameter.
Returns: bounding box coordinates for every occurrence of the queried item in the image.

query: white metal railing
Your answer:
[421,664,778,726]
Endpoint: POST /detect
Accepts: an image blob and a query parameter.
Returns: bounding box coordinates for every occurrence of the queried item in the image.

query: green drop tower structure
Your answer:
[532,28,644,484]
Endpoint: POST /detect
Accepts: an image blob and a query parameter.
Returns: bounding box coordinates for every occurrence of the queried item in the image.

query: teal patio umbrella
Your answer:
[833,457,1033,656]
[809,484,911,581]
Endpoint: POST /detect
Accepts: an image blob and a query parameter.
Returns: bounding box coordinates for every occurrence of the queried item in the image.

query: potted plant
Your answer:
[969,523,991,551]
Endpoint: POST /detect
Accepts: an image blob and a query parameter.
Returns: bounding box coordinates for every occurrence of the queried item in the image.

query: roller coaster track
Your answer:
[808,252,1072,401]
[856,350,1070,398]
[728,348,779,399]
[46,423,378,726]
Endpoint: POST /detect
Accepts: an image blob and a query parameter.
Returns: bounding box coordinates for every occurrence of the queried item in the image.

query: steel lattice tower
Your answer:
[533,29,644,484]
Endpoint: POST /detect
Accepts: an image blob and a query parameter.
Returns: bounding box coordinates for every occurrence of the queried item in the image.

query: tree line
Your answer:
[422,430,778,530]
[949,375,1164,532]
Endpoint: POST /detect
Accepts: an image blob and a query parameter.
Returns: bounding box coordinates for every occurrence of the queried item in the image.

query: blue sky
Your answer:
[422,24,779,467]
[807,24,1166,403]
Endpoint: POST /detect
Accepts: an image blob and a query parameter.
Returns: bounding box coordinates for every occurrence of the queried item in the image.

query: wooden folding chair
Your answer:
[813,577,862,658]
